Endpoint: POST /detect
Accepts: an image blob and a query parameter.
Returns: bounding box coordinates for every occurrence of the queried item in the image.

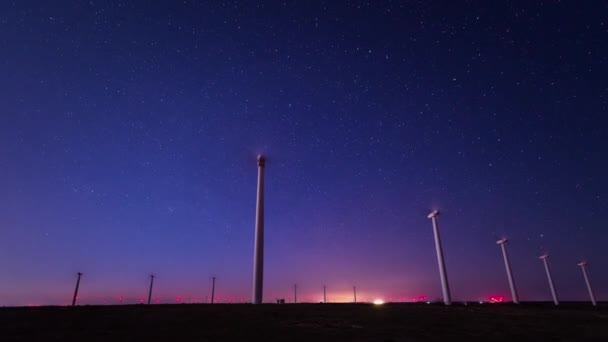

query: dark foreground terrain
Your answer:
[1,302,607,341]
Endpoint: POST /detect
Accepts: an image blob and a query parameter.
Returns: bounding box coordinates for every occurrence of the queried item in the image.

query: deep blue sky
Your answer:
[0,1,606,305]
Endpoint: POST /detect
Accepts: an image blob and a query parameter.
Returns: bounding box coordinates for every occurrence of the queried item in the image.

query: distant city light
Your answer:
[373,299,384,305]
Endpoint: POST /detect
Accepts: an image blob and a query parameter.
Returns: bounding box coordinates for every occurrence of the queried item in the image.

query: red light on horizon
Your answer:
[411,295,427,302]
[489,295,505,303]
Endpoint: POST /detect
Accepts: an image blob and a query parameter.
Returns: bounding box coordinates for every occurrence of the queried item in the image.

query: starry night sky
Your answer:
[0,1,607,306]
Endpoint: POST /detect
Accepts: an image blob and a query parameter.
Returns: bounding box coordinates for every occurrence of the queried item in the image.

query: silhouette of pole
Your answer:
[496,238,519,304]
[211,277,216,304]
[147,274,155,304]
[294,284,297,304]
[577,261,597,306]
[252,155,266,304]
[353,286,357,303]
[72,272,82,306]
[539,254,559,305]
[427,210,451,305]
[323,285,327,303]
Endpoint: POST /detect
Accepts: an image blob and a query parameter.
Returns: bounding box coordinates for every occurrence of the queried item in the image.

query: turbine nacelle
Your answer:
[257,154,266,167]
[427,210,440,219]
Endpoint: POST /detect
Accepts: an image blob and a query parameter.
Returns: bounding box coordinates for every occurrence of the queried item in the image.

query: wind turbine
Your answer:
[211,276,216,304]
[323,285,327,303]
[252,155,266,304]
[353,286,357,303]
[539,254,559,305]
[147,274,155,305]
[577,261,597,306]
[294,284,297,304]
[496,238,519,304]
[427,210,451,305]
[72,272,83,306]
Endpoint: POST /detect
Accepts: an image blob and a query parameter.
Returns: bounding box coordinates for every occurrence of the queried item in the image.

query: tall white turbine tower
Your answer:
[577,261,597,306]
[539,254,559,306]
[496,238,519,304]
[427,210,451,305]
[252,155,266,304]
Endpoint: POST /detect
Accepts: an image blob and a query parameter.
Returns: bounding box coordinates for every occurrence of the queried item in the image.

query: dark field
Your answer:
[1,303,607,341]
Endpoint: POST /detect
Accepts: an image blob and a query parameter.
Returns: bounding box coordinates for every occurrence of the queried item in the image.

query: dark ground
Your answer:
[1,302,607,341]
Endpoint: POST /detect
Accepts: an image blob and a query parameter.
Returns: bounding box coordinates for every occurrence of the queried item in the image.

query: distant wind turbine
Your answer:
[252,155,266,304]
[72,272,83,306]
[211,276,216,304]
[577,261,597,306]
[427,210,451,305]
[539,254,559,305]
[147,274,155,305]
[496,238,519,304]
